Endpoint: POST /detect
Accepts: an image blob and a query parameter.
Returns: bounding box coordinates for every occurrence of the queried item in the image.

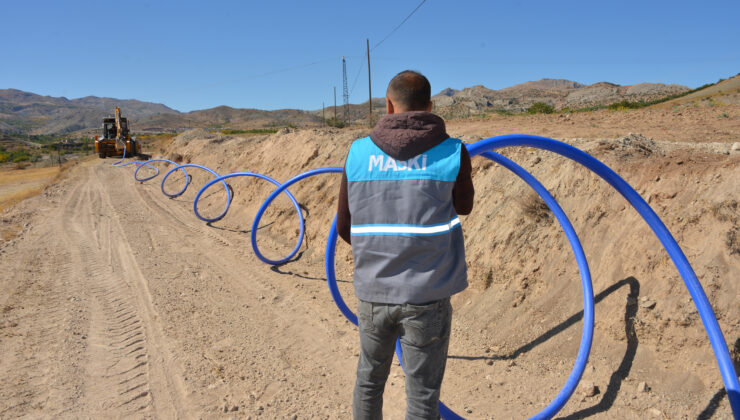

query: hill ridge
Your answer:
[4,75,734,134]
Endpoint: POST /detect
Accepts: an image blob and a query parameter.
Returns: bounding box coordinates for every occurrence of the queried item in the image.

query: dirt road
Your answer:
[0,159,380,418]
[1,122,737,418]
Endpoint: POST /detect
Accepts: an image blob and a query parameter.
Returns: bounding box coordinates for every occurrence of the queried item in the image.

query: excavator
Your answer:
[94,107,149,159]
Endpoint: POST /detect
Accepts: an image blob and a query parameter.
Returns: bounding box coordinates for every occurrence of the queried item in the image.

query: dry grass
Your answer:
[0,162,83,241]
[727,227,740,256]
[516,190,551,223]
[0,187,47,214]
[0,167,59,213]
[711,199,738,223]
[0,160,79,214]
[0,166,60,186]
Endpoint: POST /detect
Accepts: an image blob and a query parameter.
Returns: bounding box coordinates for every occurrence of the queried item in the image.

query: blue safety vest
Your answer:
[345,136,468,304]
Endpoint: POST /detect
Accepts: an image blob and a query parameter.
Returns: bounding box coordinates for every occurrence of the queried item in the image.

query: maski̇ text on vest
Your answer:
[368,155,428,171]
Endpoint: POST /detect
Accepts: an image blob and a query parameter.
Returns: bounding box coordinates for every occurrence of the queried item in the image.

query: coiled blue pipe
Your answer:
[161,164,233,223]
[324,146,594,419]
[110,132,738,417]
[195,172,305,260]
[134,158,186,183]
[466,134,739,418]
[250,167,342,265]
[111,144,164,189]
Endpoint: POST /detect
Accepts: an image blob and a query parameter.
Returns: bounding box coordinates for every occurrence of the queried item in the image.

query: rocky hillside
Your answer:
[0,89,323,135]
[432,78,690,117]
[0,89,178,134]
[658,73,740,107]
[136,106,322,133]
[0,75,708,134]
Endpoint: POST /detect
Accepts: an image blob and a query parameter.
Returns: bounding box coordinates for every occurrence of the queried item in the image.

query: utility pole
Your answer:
[322,102,325,126]
[342,56,350,123]
[333,87,337,121]
[367,38,372,124]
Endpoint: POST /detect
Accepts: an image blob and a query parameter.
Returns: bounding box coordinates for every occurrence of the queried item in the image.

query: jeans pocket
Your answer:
[357,300,375,333]
[402,301,447,348]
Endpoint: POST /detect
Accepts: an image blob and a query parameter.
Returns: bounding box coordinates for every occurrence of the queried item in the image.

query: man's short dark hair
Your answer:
[386,70,431,111]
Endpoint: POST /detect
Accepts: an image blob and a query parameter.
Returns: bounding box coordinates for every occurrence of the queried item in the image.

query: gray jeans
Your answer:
[353,298,452,420]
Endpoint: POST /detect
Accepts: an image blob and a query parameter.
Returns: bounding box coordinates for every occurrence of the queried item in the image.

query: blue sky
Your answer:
[2,0,738,112]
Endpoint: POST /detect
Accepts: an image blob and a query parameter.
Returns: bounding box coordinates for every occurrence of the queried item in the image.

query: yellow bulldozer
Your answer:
[94,107,149,159]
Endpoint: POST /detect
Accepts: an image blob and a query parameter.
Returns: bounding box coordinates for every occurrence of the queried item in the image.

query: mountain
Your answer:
[0,89,324,135]
[136,105,322,132]
[0,89,178,134]
[308,97,387,124]
[503,78,586,90]
[0,76,701,135]
[437,88,459,97]
[431,78,690,118]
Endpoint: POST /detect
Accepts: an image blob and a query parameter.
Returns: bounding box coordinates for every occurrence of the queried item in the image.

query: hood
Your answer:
[369,111,449,161]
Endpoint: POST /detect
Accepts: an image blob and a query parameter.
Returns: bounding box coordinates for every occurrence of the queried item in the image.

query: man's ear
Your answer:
[426,100,433,112]
[386,97,395,115]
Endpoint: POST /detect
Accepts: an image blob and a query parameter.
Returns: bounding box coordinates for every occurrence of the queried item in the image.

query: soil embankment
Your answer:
[1,105,738,418]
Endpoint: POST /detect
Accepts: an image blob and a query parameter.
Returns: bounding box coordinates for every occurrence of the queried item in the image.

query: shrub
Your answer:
[608,100,646,110]
[219,128,279,135]
[727,227,739,256]
[493,109,516,116]
[527,102,554,114]
[325,117,346,128]
[12,153,30,163]
[517,191,551,223]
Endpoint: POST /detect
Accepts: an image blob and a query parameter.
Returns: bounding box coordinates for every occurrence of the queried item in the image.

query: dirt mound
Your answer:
[594,133,657,158]
[155,122,739,417]
[1,108,737,417]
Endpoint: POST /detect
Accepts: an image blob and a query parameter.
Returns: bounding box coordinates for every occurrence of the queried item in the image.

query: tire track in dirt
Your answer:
[52,168,156,417]
[0,173,92,417]
[70,165,190,418]
[113,165,373,417]
[0,162,191,418]
[2,160,391,417]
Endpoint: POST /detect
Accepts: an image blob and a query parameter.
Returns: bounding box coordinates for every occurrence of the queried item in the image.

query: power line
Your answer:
[194,1,428,101]
[372,0,427,51]
[248,59,332,79]
[349,0,427,99]
[349,55,366,97]
[193,58,334,91]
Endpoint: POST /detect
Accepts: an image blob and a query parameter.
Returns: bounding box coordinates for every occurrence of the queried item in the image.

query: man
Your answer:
[336,70,474,419]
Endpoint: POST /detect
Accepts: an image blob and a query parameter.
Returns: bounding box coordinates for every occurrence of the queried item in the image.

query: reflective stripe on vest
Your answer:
[351,216,460,236]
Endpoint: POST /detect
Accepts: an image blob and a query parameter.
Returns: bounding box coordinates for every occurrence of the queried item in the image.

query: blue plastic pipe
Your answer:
[466,134,739,418]
[160,167,192,198]
[324,148,595,419]
[111,142,131,167]
[111,144,161,178]
[134,158,185,183]
[250,167,342,265]
[195,172,305,260]
[110,132,737,417]
[161,164,233,223]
